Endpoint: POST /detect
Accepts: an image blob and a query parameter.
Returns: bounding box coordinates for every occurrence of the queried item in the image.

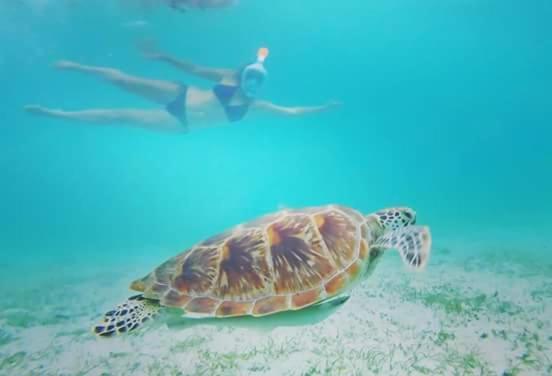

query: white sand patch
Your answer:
[1,250,551,375]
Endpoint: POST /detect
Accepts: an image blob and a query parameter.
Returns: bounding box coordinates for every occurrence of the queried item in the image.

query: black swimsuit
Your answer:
[166,83,252,130]
[212,84,252,122]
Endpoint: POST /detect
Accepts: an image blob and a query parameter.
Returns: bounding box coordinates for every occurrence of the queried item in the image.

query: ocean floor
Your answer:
[1,246,551,376]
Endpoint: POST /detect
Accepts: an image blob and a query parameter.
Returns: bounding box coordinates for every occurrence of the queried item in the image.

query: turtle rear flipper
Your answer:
[372,226,431,269]
[93,295,160,337]
[313,294,350,308]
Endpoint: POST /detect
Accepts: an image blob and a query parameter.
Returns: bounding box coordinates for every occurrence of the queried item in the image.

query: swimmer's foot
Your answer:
[326,100,343,109]
[24,105,63,117]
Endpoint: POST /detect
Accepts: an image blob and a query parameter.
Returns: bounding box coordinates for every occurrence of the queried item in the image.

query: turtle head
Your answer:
[368,207,416,232]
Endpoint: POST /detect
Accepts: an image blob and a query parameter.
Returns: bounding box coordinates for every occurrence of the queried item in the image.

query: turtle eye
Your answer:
[402,209,416,225]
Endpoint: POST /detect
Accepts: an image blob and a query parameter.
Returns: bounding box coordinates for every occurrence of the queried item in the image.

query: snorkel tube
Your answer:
[240,47,269,98]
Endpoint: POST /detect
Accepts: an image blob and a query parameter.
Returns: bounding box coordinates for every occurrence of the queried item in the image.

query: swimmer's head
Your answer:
[240,47,269,98]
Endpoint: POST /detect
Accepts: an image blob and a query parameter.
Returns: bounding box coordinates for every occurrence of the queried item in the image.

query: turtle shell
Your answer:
[132,205,375,318]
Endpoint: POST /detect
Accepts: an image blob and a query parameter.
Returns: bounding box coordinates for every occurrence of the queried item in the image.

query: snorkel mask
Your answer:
[240,47,269,98]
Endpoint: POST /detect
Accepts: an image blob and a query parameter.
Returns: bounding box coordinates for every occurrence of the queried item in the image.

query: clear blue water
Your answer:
[1,1,551,375]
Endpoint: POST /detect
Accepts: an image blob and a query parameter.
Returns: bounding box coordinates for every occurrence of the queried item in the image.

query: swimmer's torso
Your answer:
[185,85,253,129]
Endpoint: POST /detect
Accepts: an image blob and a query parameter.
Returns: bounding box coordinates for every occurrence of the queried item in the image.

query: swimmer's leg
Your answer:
[24,106,184,133]
[55,60,181,105]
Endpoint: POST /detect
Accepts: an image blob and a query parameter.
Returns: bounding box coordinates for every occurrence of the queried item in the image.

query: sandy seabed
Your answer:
[1,246,551,376]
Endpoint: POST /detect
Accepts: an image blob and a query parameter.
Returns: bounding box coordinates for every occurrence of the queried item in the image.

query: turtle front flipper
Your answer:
[372,226,431,269]
[92,295,160,337]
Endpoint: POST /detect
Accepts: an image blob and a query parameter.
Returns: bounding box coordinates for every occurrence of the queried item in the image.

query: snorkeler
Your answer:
[25,47,340,133]
[120,0,236,12]
[168,0,237,12]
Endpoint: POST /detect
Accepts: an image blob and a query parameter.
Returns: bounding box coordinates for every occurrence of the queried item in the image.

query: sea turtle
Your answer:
[93,205,431,336]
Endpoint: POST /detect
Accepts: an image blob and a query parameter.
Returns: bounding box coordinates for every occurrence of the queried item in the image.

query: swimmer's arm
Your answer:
[153,54,235,82]
[140,40,236,82]
[252,100,341,116]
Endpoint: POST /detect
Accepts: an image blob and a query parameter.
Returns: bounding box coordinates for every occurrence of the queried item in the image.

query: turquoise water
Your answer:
[1,1,551,375]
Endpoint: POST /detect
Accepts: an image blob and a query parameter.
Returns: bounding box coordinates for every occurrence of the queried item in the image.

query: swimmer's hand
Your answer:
[324,100,343,110]
[54,60,80,70]
[138,39,164,60]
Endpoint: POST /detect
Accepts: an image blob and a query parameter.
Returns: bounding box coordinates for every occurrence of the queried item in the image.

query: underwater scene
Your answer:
[1,0,551,375]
